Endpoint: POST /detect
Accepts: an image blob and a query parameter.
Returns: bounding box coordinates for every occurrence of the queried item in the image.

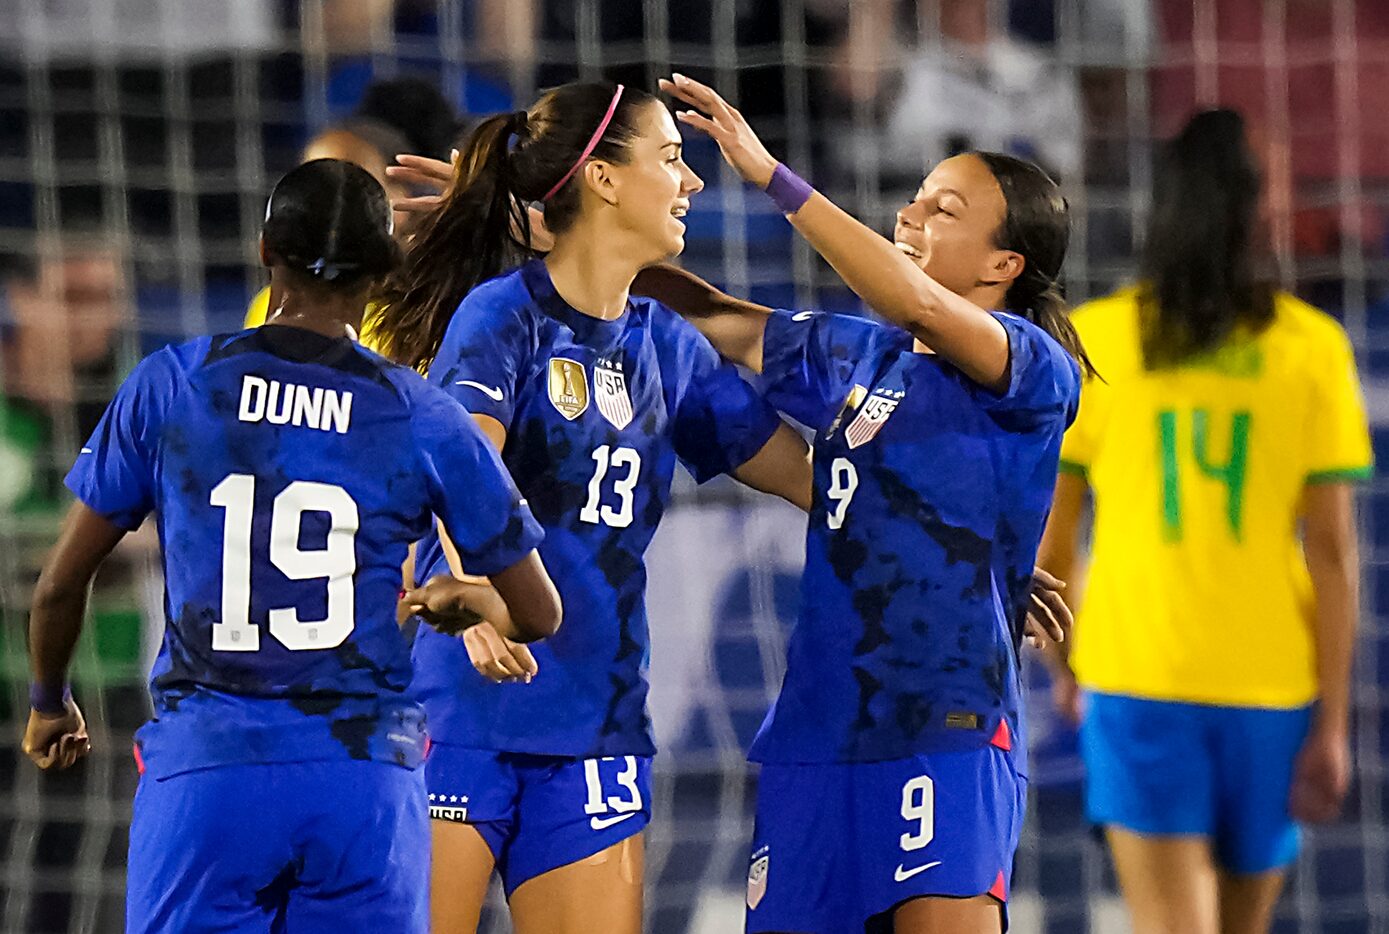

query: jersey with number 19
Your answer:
[66,326,542,779]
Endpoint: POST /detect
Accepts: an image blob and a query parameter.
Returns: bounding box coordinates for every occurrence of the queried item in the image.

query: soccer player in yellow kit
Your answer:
[1039,109,1372,934]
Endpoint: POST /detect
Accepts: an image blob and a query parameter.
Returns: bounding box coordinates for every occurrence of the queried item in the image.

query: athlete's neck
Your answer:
[262,273,366,340]
[544,232,642,321]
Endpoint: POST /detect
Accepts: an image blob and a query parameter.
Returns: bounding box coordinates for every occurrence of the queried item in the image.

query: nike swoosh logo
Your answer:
[590,812,639,831]
[792,311,815,322]
[894,861,941,882]
[455,380,504,402]
[80,448,93,454]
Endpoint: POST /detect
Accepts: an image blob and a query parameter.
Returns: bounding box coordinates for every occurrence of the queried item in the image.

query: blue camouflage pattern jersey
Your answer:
[66,326,542,779]
[413,259,781,757]
[749,310,1080,764]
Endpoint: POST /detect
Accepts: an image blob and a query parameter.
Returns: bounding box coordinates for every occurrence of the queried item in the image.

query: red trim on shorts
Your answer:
[132,742,145,775]
[423,736,433,759]
[989,869,1008,902]
[989,719,1012,751]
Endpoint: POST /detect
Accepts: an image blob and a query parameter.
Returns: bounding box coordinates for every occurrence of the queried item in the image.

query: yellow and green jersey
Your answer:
[244,286,386,354]
[1062,286,1373,708]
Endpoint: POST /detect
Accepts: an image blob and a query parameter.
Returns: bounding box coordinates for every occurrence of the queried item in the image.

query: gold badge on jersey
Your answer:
[548,357,589,420]
[824,384,869,441]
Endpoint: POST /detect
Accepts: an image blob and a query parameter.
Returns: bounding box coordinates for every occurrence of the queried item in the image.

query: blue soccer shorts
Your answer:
[745,741,1025,933]
[126,759,428,934]
[1081,692,1313,874]
[424,743,652,895]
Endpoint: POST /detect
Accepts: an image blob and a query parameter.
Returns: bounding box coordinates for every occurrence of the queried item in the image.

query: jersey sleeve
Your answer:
[759,310,884,433]
[1058,375,1105,477]
[1304,324,1374,484]
[974,313,1082,434]
[670,319,782,483]
[410,384,544,577]
[427,289,531,427]
[64,349,181,530]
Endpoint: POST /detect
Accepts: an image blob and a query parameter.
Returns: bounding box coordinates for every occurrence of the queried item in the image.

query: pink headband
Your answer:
[541,84,625,202]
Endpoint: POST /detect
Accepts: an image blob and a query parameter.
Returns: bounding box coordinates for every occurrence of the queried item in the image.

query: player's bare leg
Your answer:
[509,834,644,934]
[892,893,1003,933]
[1107,829,1220,934]
[1217,869,1287,934]
[431,821,496,933]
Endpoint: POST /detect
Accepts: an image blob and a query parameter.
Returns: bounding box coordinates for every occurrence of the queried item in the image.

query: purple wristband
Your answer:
[30,681,71,715]
[766,163,814,215]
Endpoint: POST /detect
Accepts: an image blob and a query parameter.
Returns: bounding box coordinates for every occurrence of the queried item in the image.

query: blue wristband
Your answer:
[766,163,814,215]
[30,682,71,715]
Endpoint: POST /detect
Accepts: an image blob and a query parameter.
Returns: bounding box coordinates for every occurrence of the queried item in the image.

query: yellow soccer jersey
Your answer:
[1063,286,1373,708]
[244,286,386,353]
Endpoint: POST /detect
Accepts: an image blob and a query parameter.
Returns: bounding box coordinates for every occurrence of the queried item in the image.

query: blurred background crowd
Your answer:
[1,1,1387,932]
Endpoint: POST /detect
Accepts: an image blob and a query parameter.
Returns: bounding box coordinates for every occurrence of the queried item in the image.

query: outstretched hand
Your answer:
[386,151,554,251]
[658,74,779,189]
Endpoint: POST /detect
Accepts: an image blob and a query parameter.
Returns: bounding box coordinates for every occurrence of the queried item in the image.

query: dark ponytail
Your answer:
[1139,109,1274,369]
[373,82,657,371]
[973,151,1096,380]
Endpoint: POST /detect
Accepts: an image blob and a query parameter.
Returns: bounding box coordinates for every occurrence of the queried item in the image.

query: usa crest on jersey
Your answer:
[548,357,589,420]
[845,389,903,448]
[593,358,634,430]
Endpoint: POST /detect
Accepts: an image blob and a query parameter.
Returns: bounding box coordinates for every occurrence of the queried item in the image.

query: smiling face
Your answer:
[598,101,704,261]
[893,153,1016,299]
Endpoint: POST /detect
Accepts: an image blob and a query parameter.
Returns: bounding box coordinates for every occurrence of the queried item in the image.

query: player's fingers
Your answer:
[393,195,446,215]
[674,110,725,142]
[1033,591,1070,641]
[1027,595,1065,644]
[392,153,454,181]
[471,626,527,681]
[1031,566,1066,590]
[669,73,736,122]
[509,643,539,679]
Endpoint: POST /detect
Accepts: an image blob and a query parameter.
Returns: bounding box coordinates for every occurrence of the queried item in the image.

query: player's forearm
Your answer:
[1305,537,1358,736]
[732,423,813,512]
[28,581,89,693]
[786,193,1011,390]
[632,264,770,371]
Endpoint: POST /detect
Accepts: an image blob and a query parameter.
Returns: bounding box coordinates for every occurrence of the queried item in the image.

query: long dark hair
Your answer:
[373,82,657,370]
[1139,109,1274,369]
[262,159,401,290]
[973,151,1095,379]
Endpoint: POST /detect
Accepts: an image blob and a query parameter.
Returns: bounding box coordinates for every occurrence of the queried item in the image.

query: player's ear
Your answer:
[582,160,621,208]
[258,235,271,268]
[981,249,1023,289]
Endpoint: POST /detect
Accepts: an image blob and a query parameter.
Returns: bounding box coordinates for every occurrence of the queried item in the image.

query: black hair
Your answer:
[356,76,464,158]
[374,81,658,370]
[262,158,401,290]
[972,151,1095,379]
[1138,109,1274,369]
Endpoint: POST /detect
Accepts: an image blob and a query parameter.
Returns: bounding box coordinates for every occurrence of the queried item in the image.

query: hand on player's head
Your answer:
[23,702,91,771]
[659,74,778,189]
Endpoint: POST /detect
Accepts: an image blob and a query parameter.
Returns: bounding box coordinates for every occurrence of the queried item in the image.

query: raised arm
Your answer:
[660,74,1012,393]
[633,264,772,372]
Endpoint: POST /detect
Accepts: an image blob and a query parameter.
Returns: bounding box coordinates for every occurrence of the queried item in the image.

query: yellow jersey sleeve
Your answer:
[1057,290,1135,477]
[1303,315,1374,483]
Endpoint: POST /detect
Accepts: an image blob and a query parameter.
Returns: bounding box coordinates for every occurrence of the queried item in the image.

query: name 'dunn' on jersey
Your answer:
[237,374,353,434]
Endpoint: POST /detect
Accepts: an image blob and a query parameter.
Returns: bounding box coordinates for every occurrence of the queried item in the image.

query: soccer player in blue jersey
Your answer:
[651,74,1092,934]
[371,81,814,932]
[21,159,560,934]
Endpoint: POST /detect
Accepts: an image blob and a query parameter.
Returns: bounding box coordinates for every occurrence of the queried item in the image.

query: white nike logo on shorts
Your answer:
[894,861,942,882]
[455,380,504,401]
[792,311,815,322]
[590,812,639,831]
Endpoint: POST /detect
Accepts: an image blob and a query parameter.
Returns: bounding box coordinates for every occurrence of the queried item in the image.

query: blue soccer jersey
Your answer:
[412,259,781,757]
[749,310,1080,764]
[66,326,542,779]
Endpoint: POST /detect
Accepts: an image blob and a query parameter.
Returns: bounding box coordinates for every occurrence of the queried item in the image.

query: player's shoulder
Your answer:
[1266,291,1353,352]
[132,333,215,387]
[461,264,539,323]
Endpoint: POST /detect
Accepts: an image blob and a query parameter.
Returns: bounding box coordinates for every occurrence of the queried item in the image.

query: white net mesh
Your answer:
[1,1,1386,931]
